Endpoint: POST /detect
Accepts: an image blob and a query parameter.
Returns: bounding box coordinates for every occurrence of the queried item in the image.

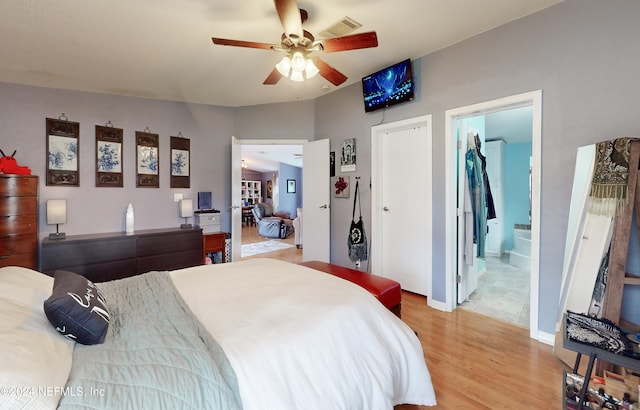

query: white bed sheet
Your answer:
[170,258,436,409]
[0,267,74,410]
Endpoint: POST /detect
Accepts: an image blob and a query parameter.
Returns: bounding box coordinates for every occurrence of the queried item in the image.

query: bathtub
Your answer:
[509,226,531,269]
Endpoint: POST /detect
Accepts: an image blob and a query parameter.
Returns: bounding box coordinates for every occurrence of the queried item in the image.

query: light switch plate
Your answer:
[173,193,183,202]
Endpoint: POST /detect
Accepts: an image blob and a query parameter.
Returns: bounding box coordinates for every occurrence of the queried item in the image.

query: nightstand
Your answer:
[203,232,227,263]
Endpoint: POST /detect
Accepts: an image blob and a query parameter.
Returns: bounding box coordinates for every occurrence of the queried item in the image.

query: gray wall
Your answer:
[315,0,640,334]
[0,83,236,233]
[0,83,312,237]
[2,0,640,335]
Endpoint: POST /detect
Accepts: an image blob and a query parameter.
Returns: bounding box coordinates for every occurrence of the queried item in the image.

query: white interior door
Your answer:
[302,139,330,262]
[230,136,242,261]
[372,116,432,296]
[457,121,480,304]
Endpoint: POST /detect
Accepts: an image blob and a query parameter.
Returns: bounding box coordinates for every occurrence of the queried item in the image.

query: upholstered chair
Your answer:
[252,203,293,239]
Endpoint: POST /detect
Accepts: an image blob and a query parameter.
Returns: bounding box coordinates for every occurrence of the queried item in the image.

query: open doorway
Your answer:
[444,90,542,340]
[455,107,533,328]
[235,142,303,262]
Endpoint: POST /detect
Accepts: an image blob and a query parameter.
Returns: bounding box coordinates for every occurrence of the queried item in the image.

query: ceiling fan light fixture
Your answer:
[290,52,306,73]
[276,56,292,77]
[305,59,319,79]
[290,70,304,82]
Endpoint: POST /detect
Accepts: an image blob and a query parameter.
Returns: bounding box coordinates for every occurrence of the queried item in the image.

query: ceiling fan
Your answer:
[211,0,378,86]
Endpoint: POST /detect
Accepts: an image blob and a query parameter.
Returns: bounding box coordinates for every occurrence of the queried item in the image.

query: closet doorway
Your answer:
[444,90,542,340]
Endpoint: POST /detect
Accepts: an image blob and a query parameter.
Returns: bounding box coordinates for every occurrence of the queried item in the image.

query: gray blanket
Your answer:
[58,272,242,410]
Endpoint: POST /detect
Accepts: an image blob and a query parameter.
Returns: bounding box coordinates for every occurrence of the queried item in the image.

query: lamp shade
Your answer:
[180,199,193,218]
[46,199,67,225]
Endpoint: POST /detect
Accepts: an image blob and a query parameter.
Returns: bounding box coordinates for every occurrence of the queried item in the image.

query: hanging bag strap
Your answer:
[352,180,361,221]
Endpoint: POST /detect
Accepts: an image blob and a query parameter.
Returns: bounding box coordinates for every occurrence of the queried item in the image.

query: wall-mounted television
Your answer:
[362,59,414,113]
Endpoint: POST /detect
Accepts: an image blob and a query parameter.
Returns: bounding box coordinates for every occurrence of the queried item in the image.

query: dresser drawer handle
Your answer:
[0,255,10,259]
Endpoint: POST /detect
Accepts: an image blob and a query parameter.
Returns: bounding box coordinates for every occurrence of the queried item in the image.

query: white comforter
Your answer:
[170,258,436,409]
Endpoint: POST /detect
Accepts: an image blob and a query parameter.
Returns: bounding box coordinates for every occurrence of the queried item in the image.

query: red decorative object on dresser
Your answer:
[0,175,38,269]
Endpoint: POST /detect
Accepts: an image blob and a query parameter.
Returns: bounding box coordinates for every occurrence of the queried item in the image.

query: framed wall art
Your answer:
[135,129,159,188]
[330,151,336,177]
[287,179,296,193]
[334,175,350,198]
[267,180,273,199]
[46,115,80,186]
[170,135,190,188]
[340,138,356,172]
[95,122,123,187]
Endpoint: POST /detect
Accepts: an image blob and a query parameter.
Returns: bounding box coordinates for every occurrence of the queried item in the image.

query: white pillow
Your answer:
[0,266,74,410]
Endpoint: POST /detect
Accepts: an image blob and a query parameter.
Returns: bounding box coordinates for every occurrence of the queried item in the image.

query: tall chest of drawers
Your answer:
[0,175,38,269]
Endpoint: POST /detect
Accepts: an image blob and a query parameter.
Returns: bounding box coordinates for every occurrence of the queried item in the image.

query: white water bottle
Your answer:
[125,203,134,234]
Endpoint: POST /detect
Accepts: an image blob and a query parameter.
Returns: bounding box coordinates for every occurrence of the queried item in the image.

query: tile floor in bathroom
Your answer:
[458,254,530,328]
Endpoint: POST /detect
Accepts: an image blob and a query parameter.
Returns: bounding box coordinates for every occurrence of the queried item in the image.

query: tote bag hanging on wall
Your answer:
[348,180,368,262]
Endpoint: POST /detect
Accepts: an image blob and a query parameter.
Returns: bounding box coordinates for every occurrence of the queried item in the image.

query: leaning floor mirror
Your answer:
[555,139,640,365]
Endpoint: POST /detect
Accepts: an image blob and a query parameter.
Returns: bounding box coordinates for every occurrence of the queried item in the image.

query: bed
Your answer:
[0,258,436,409]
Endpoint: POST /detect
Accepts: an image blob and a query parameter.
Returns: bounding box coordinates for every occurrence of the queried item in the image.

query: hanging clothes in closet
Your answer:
[465,133,487,258]
[474,133,497,220]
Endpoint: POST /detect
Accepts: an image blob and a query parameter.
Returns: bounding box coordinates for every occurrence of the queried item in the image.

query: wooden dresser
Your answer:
[40,227,203,282]
[0,175,38,269]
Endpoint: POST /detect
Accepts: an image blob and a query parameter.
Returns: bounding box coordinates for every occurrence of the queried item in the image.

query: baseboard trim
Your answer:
[427,298,450,312]
[537,330,555,346]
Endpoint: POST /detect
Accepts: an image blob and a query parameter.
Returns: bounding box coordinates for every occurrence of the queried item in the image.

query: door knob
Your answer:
[383,206,390,211]
[319,204,329,209]
[230,205,240,209]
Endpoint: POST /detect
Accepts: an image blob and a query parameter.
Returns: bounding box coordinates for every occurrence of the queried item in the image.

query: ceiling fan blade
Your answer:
[263,67,283,85]
[212,38,275,50]
[274,0,303,42]
[320,31,378,53]
[312,58,348,86]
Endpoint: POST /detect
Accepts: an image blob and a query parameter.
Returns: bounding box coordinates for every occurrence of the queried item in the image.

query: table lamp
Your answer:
[180,199,193,229]
[47,199,67,239]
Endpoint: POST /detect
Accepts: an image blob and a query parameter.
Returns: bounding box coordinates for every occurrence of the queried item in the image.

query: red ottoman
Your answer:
[299,261,402,318]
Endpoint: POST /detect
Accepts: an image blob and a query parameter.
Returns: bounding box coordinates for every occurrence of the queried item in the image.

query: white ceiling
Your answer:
[485,105,533,144]
[1,0,563,108]
[242,144,303,172]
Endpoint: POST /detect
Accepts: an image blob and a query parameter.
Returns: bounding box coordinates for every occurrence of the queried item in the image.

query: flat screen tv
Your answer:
[362,59,414,113]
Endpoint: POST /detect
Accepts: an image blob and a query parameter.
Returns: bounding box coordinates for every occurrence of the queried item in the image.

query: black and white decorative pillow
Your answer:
[43,270,110,345]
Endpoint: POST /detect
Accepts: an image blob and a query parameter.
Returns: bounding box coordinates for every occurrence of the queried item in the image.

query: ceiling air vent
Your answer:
[319,16,362,38]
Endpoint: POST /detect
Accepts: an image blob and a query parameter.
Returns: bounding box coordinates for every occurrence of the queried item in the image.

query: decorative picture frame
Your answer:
[340,138,356,172]
[334,175,350,198]
[135,129,159,188]
[95,123,123,187]
[170,135,190,188]
[330,151,335,177]
[46,115,80,186]
[267,180,273,199]
[287,179,296,193]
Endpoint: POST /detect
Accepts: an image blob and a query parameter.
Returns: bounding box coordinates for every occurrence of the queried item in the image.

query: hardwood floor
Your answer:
[241,224,567,408]
[398,292,566,409]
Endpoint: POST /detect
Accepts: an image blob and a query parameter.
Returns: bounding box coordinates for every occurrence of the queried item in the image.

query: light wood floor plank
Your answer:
[398,292,566,409]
